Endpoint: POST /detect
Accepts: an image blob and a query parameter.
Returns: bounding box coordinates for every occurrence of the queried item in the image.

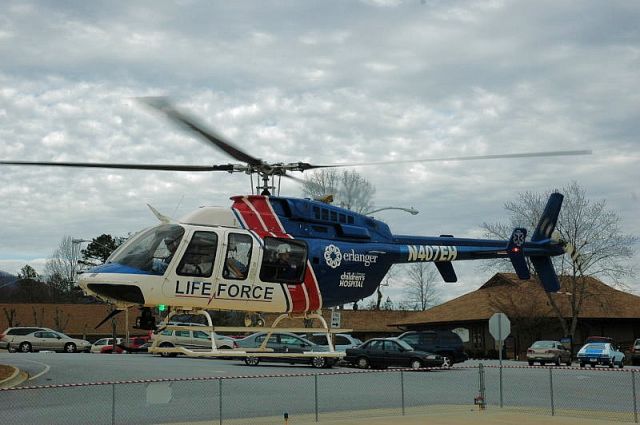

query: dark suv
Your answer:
[397,330,467,367]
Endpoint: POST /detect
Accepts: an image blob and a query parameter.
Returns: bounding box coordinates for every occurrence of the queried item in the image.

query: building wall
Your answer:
[0,303,145,341]
[0,304,423,342]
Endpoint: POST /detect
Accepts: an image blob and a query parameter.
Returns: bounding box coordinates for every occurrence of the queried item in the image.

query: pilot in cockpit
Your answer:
[152,237,180,274]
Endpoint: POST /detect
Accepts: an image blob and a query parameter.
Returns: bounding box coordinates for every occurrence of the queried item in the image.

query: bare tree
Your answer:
[302,169,375,213]
[401,263,440,311]
[481,181,637,340]
[338,170,375,213]
[44,236,82,294]
[302,169,340,199]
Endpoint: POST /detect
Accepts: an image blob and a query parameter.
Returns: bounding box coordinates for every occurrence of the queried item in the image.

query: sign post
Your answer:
[489,312,511,408]
[330,310,341,329]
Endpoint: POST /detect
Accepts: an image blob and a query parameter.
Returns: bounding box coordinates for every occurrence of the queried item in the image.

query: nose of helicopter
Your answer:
[78,269,147,304]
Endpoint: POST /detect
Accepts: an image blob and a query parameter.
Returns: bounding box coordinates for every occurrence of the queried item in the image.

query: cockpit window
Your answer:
[108,224,185,275]
[177,232,218,277]
[259,237,307,284]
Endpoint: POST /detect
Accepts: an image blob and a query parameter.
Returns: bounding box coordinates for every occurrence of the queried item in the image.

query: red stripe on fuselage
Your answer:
[230,195,321,313]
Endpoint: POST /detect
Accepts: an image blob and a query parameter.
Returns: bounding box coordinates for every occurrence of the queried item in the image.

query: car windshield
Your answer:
[584,343,608,350]
[396,340,414,351]
[106,224,185,275]
[532,341,555,348]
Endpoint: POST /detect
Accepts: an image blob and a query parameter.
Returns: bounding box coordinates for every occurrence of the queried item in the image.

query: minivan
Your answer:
[397,330,467,367]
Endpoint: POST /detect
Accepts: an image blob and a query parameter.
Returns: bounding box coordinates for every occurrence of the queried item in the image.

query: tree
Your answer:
[482,181,637,340]
[44,236,81,294]
[302,169,375,213]
[401,263,440,311]
[82,234,121,264]
[14,264,47,302]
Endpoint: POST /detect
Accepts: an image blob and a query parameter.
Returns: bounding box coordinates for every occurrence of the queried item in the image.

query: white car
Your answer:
[90,337,123,353]
[577,342,625,368]
[151,327,237,357]
[306,333,363,351]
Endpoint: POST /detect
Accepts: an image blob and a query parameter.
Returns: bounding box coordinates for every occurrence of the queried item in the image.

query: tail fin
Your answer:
[531,193,564,242]
[507,228,530,280]
[529,193,564,292]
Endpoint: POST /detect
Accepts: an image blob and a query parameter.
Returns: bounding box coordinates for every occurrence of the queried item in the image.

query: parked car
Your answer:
[1,327,47,349]
[236,331,334,368]
[585,336,615,345]
[526,340,572,366]
[397,330,466,367]
[305,333,363,351]
[151,328,238,357]
[630,339,640,366]
[5,328,91,353]
[345,337,444,370]
[90,337,124,353]
[577,342,625,368]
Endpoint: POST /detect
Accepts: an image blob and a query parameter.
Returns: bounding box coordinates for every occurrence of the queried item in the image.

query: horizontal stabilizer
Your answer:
[507,228,530,280]
[530,256,560,292]
[435,261,457,282]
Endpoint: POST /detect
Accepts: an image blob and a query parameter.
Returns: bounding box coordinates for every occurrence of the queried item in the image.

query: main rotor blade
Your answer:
[309,150,592,169]
[0,160,235,172]
[139,97,264,166]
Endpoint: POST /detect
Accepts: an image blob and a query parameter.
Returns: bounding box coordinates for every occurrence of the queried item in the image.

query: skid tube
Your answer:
[148,309,350,363]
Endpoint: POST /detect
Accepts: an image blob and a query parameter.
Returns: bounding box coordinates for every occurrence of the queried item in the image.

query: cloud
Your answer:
[0,0,638,299]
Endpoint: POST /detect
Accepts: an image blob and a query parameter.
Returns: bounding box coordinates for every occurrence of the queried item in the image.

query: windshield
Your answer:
[396,340,414,351]
[107,224,185,275]
[532,341,555,348]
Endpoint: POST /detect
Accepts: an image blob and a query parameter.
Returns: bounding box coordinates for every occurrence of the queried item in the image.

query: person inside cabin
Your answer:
[274,244,296,280]
[152,237,180,273]
[222,236,250,279]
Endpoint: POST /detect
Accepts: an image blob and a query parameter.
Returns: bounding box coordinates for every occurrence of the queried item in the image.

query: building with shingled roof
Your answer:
[389,273,640,359]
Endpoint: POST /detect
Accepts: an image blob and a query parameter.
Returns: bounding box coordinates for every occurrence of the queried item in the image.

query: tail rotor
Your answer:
[551,231,586,275]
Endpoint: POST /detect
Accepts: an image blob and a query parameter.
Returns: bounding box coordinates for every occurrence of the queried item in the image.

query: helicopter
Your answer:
[1,98,591,356]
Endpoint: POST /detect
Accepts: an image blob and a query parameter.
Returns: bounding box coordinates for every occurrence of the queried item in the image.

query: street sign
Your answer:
[331,311,341,328]
[489,312,511,341]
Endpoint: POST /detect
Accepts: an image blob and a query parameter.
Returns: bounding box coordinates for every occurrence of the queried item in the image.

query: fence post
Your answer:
[219,378,223,425]
[549,367,555,416]
[478,363,486,408]
[111,383,116,425]
[633,370,638,423]
[314,374,319,423]
[401,370,405,416]
[499,363,503,408]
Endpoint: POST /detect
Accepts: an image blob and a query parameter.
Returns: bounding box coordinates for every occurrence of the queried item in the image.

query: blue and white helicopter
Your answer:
[1,99,590,362]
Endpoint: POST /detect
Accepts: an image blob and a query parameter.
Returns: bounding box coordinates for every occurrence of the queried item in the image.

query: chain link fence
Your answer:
[2,365,639,424]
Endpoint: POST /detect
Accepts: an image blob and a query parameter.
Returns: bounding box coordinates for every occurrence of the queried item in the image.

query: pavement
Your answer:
[172,405,633,424]
[0,364,28,389]
[0,361,633,424]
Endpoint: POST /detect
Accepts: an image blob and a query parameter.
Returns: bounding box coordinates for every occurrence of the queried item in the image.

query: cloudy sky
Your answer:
[0,0,638,304]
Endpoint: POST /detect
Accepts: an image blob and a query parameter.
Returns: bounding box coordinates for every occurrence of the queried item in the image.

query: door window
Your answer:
[175,330,190,338]
[385,341,402,352]
[223,233,252,280]
[280,335,305,347]
[177,232,218,277]
[259,238,307,284]
[193,331,211,340]
[335,336,349,345]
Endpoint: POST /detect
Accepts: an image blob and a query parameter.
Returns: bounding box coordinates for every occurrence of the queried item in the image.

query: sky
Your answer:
[0,0,638,305]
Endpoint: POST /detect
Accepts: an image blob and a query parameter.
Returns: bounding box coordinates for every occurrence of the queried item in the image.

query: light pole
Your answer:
[364,206,419,216]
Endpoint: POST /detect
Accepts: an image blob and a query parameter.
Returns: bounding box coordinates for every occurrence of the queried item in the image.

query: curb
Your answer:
[0,365,28,389]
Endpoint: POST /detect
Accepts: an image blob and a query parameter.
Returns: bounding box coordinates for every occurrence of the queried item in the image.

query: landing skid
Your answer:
[148,309,350,367]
